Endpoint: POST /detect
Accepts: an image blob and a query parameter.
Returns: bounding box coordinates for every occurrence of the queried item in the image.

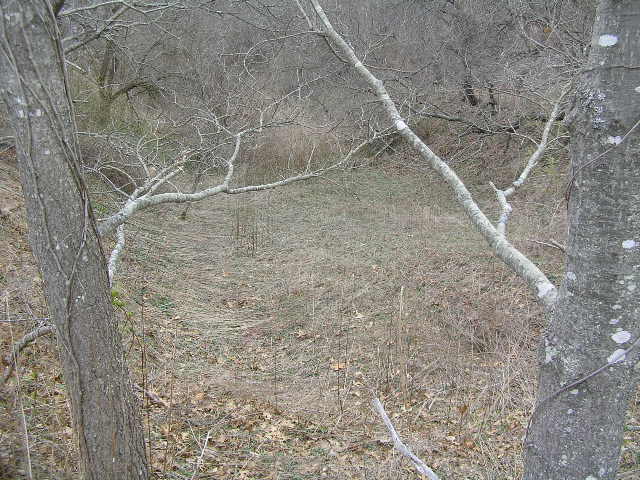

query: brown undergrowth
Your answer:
[1,145,639,479]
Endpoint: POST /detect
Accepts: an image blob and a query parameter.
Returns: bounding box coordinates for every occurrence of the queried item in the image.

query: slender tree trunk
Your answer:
[523,2,640,479]
[96,38,117,128]
[0,2,149,479]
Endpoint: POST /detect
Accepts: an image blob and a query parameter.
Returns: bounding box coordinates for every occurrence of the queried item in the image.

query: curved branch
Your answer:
[97,134,369,237]
[2,324,55,386]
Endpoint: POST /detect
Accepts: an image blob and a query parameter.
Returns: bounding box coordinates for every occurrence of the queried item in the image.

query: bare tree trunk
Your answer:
[0,2,149,479]
[523,2,640,479]
[462,74,479,106]
[96,38,117,127]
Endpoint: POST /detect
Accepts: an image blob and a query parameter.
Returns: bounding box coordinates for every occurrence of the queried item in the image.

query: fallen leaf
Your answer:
[330,361,346,371]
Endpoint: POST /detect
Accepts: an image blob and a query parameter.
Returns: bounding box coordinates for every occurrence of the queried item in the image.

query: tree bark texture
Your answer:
[523,2,640,479]
[0,2,149,479]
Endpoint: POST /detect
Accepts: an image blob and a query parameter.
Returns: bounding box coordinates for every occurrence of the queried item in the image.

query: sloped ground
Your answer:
[1,151,639,479]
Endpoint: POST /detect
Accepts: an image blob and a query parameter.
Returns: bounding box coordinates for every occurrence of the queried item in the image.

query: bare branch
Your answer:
[372,398,440,480]
[528,239,566,253]
[293,0,314,30]
[310,0,557,308]
[2,324,55,386]
[63,5,128,55]
[132,383,169,407]
[491,92,566,236]
[98,134,369,237]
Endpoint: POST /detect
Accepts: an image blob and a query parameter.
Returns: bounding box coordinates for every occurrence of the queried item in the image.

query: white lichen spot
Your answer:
[537,282,555,299]
[354,60,363,69]
[585,476,599,480]
[43,149,50,155]
[598,34,618,47]
[635,86,640,94]
[4,12,22,25]
[607,135,623,145]
[622,239,636,249]
[609,318,620,325]
[612,330,631,344]
[16,110,25,118]
[82,253,89,262]
[628,283,636,292]
[545,341,558,364]
[607,349,626,364]
[560,454,568,466]
[566,271,577,281]
[613,304,622,310]
[567,409,574,414]
[395,120,408,131]
[570,389,579,395]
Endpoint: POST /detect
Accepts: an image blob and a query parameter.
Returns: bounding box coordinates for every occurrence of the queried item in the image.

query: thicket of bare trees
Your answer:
[3,1,638,479]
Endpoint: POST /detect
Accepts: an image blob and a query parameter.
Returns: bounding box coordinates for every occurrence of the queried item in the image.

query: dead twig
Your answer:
[372,398,440,480]
[132,382,169,408]
[528,238,566,253]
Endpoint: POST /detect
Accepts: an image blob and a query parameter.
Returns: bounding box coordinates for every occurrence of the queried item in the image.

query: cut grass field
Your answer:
[1,152,638,479]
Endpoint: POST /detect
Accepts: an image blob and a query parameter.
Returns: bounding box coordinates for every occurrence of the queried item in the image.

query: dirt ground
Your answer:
[1,150,638,479]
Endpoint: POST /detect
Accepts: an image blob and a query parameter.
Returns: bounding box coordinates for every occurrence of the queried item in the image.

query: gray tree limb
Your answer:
[372,398,440,480]
[309,0,558,308]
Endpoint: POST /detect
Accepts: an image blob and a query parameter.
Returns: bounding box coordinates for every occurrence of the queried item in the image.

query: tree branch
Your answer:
[98,134,369,237]
[310,0,557,308]
[107,224,125,284]
[492,91,566,236]
[372,398,440,480]
[2,324,55,386]
[63,5,129,55]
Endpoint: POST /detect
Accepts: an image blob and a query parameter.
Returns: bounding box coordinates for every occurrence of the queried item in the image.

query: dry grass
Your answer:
[239,125,347,186]
[1,143,639,479]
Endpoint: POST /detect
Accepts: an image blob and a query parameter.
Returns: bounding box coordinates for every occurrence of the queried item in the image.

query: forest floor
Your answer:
[1,149,639,479]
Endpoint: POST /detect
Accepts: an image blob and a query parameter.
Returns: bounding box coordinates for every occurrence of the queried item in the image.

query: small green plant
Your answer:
[92,201,109,215]
[110,288,125,308]
[150,294,176,316]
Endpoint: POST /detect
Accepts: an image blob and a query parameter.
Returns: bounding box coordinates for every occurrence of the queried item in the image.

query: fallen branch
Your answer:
[528,238,566,253]
[133,382,169,407]
[372,398,440,480]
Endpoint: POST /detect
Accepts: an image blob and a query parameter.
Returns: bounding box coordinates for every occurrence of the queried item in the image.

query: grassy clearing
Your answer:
[1,149,638,479]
